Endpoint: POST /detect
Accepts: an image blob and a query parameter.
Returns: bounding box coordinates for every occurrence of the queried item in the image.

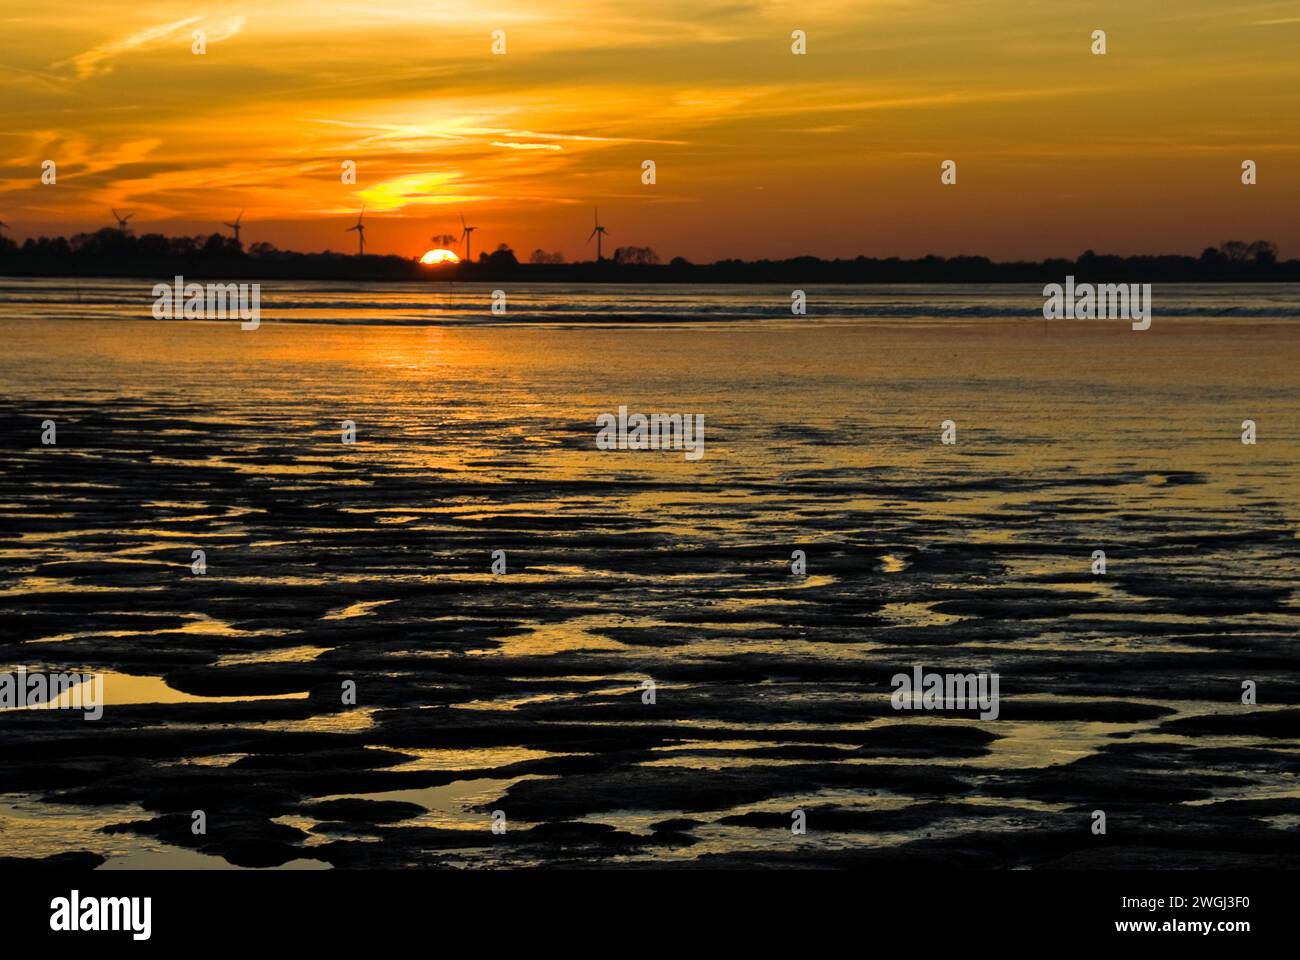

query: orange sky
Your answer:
[1,1,1298,261]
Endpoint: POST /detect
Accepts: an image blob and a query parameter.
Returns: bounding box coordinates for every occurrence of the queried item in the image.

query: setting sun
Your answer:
[420,248,461,265]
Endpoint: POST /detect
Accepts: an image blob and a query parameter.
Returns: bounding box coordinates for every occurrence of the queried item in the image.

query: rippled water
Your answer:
[0,283,1297,869]
[3,277,1300,323]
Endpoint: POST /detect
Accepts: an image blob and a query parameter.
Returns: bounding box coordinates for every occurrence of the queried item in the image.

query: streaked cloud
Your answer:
[54,16,246,80]
[0,0,1296,260]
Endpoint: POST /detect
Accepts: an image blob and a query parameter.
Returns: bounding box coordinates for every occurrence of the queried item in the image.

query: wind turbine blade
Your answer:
[587,229,597,243]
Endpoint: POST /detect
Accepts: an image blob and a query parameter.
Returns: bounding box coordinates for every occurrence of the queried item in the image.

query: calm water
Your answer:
[3,277,1300,323]
[1,282,1297,868]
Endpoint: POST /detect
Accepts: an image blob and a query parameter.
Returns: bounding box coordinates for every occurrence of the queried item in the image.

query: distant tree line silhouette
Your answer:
[0,228,1295,283]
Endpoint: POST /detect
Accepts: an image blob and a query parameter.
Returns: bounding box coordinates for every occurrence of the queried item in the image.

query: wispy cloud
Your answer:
[53,16,245,79]
[490,141,564,151]
[4,0,1298,259]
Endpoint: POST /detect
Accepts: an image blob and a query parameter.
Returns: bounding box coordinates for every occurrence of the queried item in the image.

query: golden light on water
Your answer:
[420,249,460,265]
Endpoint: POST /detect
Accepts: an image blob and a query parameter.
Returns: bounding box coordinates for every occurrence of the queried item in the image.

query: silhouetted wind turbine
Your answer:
[345,206,366,255]
[587,208,609,261]
[111,208,134,232]
[223,209,245,243]
[459,214,477,262]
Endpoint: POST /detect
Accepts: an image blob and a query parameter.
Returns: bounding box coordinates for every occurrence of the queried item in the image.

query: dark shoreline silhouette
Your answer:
[1,229,1295,283]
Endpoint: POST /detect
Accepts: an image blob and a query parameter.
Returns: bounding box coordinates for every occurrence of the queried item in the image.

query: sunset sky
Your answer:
[1,1,1297,261]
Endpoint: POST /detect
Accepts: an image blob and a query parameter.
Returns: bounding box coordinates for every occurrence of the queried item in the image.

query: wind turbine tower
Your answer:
[224,210,245,244]
[459,214,478,263]
[345,206,367,255]
[587,208,609,261]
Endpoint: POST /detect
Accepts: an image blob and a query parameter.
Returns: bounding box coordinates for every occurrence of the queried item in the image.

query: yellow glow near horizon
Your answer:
[420,248,460,264]
[0,1,1297,260]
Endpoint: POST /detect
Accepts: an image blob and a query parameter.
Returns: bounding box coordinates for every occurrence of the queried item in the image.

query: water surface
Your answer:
[1,282,1296,868]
